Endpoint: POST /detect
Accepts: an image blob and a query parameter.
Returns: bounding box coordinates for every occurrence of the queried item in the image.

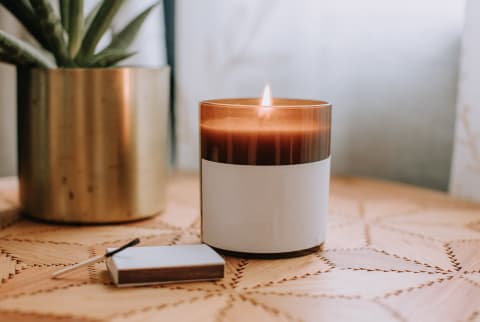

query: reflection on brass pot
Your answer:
[17,67,170,223]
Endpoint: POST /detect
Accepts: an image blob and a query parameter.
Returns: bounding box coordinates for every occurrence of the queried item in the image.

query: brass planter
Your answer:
[17,67,170,223]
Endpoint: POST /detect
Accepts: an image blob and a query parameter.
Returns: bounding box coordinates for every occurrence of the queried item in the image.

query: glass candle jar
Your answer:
[200,98,331,257]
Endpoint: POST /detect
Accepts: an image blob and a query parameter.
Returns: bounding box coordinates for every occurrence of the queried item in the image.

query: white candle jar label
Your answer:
[201,158,330,254]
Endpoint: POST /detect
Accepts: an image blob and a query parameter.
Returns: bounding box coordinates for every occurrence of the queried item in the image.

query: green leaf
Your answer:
[76,0,125,62]
[88,49,136,67]
[0,48,22,66]
[30,0,71,66]
[0,30,55,68]
[84,2,101,35]
[67,0,83,57]
[59,0,69,34]
[107,2,159,51]
[0,0,50,49]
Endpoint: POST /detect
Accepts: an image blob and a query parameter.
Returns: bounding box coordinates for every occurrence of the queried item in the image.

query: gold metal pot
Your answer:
[17,67,170,223]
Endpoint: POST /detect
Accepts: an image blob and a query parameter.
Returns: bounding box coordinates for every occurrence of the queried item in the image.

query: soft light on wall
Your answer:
[175,0,465,190]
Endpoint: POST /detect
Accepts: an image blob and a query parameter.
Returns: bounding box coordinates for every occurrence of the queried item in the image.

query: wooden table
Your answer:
[0,175,479,322]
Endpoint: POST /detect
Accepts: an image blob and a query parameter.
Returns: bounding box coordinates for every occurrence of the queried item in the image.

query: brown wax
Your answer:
[200,99,331,165]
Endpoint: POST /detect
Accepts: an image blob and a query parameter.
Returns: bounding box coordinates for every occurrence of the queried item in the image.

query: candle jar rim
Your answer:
[200,98,331,109]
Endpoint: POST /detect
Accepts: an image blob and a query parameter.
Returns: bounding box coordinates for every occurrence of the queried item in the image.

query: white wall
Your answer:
[0,8,27,177]
[450,0,480,201]
[175,0,465,190]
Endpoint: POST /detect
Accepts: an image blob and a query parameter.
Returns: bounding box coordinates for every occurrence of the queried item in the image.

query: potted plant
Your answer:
[0,0,170,223]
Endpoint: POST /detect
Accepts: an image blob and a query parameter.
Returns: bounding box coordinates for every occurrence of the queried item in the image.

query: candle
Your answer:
[200,86,332,257]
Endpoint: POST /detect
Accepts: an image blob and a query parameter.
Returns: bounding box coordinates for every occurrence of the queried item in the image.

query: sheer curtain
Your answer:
[175,0,465,191]
[450,0,480,201]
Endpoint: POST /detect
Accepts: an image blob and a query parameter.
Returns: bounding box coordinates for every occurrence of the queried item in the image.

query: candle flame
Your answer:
[258,84,273,118]
[261,84,272,106]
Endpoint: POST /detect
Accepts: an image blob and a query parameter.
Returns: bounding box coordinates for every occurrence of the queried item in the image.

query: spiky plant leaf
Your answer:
[0,48,22,66]
[0,0,50,49]
[30,0,70,66]
[76,0,125,63]
[106,3,158,51]
[2,0,152,68]
[84,2,101,35]
[59,0,69,34]
[67,0,83,57]
[0,48,43,66]
[0,30,55,68]
[88,49,136,67]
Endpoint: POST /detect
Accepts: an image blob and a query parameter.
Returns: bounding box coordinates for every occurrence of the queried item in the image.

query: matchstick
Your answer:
[51,238,140,278]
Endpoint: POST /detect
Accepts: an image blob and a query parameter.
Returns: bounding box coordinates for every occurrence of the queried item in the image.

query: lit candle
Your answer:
[200,86,331,257]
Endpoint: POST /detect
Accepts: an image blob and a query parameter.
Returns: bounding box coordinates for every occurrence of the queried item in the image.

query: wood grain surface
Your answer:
[0,174,479,322]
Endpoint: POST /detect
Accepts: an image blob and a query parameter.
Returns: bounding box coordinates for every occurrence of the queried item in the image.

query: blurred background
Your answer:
[1,0,479,201]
